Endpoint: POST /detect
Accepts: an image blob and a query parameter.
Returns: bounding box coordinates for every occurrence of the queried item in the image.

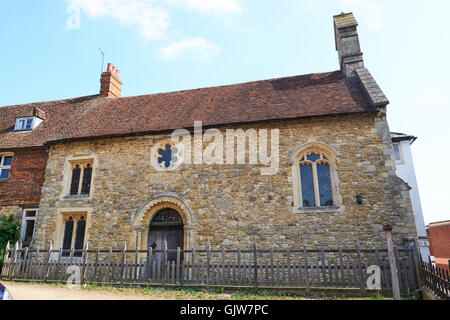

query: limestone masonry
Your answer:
[0,13,418,255]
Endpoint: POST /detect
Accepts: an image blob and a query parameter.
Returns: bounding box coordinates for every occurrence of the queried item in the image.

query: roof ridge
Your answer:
[114,70,342,100]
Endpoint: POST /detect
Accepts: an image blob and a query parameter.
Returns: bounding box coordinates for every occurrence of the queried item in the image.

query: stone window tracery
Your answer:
[292,143,340,211]
[157,144,178,168]
[299,152,333,207]
[68,160,93,196]
[62,214,87,257]
[151,140,181,171]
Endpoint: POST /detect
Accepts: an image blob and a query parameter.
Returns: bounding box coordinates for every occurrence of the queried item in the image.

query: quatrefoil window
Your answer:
[157,144,178,168]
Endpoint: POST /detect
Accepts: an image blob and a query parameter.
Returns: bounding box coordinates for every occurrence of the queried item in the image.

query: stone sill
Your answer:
[0,178,10,183]
[295,206,341,214]
[62,194,91,200]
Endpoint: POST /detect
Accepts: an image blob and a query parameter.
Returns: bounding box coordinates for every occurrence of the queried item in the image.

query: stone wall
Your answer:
[0,206,22,220]
[33,112,417,251]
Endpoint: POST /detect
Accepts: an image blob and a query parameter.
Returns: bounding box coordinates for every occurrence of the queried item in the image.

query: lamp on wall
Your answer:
[356,194,363,205]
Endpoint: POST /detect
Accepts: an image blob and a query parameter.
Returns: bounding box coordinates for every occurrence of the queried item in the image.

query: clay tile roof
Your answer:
[0,70,376,150]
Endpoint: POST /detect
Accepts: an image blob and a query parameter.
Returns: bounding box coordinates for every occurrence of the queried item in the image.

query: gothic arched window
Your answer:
[292,143,339,210]
[68,161,93,196]
[70,165,81,195]
[81,164,92,195]
[62,215,87,257]
[299,153,333,207]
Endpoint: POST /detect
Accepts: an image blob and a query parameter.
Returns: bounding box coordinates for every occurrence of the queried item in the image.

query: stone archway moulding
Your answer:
[133,192,193,228]
[133,192,194,251]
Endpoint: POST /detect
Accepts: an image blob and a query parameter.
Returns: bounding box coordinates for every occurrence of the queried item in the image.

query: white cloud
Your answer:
[69,0,170,40]
[165,0,243,15]
[160,37,220,61]
[67,0,239,61]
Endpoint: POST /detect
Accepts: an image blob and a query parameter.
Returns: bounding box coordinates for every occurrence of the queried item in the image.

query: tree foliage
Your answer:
[0,215,21,270]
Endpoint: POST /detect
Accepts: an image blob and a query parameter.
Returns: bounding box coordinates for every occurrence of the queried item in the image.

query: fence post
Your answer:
[176,247,181,285]
[2,241,10,277]
[120,241,126,286]
[303,245,310,296]
[44,242,53,283]
[384,225,401,300]
[8,242,18,281]
[355,241,365,296]
[253,241,258,294]
[411,241,423,288]
[80,242,89,286]
[93,248,99,283]
[206,241,211,290]
[134,247,139,283]
[162,240,167,288]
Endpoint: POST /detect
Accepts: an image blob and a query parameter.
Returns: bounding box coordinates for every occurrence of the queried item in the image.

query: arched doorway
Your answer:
[148,208,184,262]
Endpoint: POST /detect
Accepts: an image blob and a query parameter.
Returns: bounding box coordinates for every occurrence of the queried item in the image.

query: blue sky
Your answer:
[1,1,449,224]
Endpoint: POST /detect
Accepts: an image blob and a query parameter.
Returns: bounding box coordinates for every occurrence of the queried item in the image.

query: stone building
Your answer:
[0,13,418,255]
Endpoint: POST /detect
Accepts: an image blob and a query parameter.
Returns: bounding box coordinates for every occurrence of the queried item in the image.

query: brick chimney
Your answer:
[333,12,364,78]
[100,63,122,98]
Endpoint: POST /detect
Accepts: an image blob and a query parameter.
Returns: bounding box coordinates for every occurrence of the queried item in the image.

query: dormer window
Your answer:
[14,117,43,132]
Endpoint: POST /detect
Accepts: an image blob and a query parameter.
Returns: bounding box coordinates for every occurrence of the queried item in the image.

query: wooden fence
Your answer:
[420,260,450,300]
[1,241,421,296]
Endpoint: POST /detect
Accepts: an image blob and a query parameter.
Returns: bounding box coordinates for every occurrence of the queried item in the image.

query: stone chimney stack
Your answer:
[333,12,364,78]
[100,63,122,98]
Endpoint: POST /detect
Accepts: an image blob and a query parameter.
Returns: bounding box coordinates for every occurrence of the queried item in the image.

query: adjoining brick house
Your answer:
[0,13,418,256]
[427,221,450,272]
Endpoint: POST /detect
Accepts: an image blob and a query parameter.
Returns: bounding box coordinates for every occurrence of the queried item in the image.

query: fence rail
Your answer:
[1,241,420,296]
[420,260,450,300]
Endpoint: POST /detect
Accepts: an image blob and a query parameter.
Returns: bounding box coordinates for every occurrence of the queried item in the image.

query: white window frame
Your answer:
[21,209,38,247]
[0,153,14,180]
[393,143,404,163]
[14,117,43,131]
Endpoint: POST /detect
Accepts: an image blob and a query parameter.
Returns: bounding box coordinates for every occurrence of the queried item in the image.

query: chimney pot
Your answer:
[100,62,123,98]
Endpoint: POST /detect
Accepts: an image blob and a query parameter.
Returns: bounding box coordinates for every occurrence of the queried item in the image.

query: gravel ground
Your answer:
[1,281,310,300]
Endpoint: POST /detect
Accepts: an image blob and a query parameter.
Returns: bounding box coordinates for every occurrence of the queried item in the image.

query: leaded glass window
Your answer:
[62,215,87,257]
[81,164,92,195]
[74,217,86,257]
[317,163,333,206]
[298,151,334,208]
[300,163,315,207]
[157,145,178,168]
[70,165,81,195]
[68,161,93,196]
[62,217,74,255]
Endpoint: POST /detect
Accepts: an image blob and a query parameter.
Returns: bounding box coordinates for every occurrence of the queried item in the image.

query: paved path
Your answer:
[1,282,162,300]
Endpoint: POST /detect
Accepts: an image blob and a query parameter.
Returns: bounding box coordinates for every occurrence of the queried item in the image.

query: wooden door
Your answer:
[148,208,184,262]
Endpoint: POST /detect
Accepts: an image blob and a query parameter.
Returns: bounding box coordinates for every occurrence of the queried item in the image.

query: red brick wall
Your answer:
[427,222,450,272]
[0,149,48,206]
